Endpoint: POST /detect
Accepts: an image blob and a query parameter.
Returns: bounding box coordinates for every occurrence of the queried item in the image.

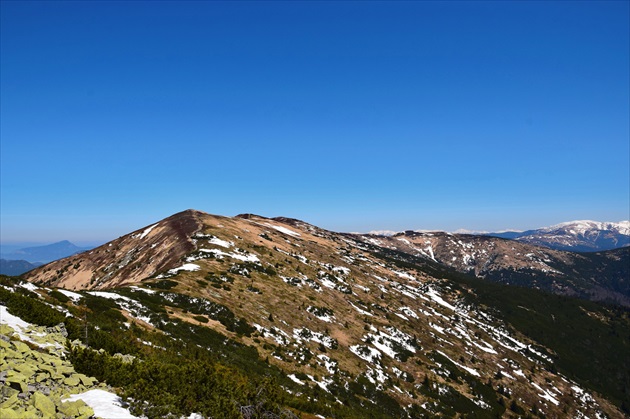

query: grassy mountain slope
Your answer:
[364,231,630,307]
[13,210,630,418]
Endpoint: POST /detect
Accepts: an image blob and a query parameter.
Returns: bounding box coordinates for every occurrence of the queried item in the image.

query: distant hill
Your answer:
[361,231,630,307]
[486,220,630,252]
[1,240,91,263]
[0,259,41,276]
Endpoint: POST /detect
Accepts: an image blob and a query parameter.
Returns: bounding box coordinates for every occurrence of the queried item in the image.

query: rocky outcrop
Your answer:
[0,322,103,418]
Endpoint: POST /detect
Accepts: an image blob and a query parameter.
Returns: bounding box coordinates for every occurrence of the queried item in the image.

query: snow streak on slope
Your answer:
[63,390,139,419]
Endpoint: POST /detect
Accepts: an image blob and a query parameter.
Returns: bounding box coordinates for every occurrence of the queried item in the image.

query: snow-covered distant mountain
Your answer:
[365,230,399,236]
[487,220,630,252]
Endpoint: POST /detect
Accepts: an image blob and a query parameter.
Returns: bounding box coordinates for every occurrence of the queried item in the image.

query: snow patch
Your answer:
[19,282,39,292]
[317,354,338,374]
[399,306,419,319]
[208,237,234,248]
[0,305,61,350]
[133,223,158,240]
[165,263,201,274]
[288,374,305,385]
[129,286,156,295]
[1,305,32,331]
[437,350,480,377]
[393,270,415,280]
[63,389,138,419]
[57,289,83,302]
[192,248,260,263]
[264,223,301,237]
[349,301,373,316]
[350,345,382,364]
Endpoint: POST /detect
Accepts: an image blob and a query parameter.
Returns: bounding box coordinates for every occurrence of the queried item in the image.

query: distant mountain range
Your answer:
[361,219,630,307]
[0,240,91,264]
[485,220,630,252]
[371,220,629,252]
[4,220,626,270]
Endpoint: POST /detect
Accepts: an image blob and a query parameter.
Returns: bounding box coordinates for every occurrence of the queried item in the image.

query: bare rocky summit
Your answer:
[24,210,206,290]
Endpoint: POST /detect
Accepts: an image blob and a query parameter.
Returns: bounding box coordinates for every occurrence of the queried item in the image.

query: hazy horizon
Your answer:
[2,1,628,243]
[1,211,629,247]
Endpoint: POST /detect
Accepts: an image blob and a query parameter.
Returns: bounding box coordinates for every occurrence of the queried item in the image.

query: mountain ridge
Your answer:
[23,211,630,306]
[368,220,630,252]
[485,220,630,252]
[23,209,206,290]
[359,230,630,307]
[14,209,630,417]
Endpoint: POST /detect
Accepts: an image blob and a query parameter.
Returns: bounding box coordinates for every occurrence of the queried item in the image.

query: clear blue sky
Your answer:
[1,1,629,244]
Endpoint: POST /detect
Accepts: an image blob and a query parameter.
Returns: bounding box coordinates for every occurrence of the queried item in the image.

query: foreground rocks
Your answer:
[0,322,107,418]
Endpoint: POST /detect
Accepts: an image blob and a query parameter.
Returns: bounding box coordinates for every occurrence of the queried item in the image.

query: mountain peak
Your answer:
[24,240,78,249]
[54,240,74,245]
[167,208,208,219]
[516,220,630,251]
[23,211,207,289]
[235,213,268,220]
[543,220,630,234]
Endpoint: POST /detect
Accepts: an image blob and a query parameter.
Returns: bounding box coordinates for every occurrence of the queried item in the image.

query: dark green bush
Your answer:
[49,289,71,303]
[147,279,178,290]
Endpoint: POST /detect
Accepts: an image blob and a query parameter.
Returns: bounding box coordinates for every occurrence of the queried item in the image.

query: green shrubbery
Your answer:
[454,275,630,410]
[0,279,67,327]
[370,247,630,411]
[48,289,71,303]
[69,344,289,418]
[0,277,136,355]
[116,288,255,336]
[146,279,178,290]
[193,314,209,323]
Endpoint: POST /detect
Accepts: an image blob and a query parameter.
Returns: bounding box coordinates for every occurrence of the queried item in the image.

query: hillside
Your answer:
[361,231,630,307]
[24,211,204,290]
[14,209,630,418]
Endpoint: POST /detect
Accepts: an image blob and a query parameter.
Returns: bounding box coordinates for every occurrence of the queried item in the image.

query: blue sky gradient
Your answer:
[1,1,629,244]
